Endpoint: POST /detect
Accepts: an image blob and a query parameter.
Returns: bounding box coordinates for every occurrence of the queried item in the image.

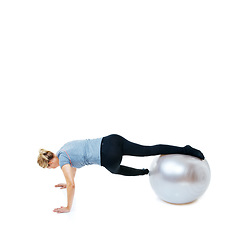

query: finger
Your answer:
[53,207,61,212]
[55,184,64,187]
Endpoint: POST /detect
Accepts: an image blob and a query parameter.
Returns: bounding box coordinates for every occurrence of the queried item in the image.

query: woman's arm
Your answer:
[53,164,76,213]
[55,168,76,189]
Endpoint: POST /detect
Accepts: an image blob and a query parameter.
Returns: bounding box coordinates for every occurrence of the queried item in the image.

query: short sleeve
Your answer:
[59,154,70,168]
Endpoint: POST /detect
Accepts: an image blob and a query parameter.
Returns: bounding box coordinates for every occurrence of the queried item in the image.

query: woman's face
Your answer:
[47,155,59,169]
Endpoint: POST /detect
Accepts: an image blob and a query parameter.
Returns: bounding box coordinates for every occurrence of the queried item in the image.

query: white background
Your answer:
[0,0,239,239]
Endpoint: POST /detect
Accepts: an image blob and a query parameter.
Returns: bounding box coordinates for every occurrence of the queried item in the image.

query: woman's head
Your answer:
[37,149,55,168]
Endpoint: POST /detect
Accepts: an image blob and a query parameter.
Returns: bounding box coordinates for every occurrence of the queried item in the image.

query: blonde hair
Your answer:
[37,149,54,168]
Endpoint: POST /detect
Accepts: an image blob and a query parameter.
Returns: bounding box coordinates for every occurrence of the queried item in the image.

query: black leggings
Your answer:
[100,134,204,176]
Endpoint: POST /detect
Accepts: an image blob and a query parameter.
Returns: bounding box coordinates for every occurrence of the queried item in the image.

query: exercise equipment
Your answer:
[149,154,211,204]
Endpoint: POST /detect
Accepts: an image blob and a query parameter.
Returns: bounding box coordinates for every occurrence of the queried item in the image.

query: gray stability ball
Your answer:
[149,154,211,204]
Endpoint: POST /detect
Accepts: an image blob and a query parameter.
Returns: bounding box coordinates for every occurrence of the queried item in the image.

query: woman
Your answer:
[37,134,204,213]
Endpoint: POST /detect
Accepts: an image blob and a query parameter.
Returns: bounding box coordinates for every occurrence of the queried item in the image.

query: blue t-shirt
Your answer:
[56,137,103,168]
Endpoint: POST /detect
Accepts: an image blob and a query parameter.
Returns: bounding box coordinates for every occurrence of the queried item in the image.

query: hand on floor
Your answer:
[55,183,67,189]
[53,206,70,213]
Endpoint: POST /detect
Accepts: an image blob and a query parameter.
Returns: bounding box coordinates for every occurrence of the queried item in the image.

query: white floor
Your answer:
[1,1,239,239]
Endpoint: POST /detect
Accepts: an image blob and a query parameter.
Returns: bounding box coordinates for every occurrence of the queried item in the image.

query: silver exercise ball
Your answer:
[149,154,211,204]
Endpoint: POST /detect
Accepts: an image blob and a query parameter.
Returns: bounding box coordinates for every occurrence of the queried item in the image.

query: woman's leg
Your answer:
[118,165,149,176]
[100,134,204,176]
[122,137,204,159]
[101,135,148,176]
